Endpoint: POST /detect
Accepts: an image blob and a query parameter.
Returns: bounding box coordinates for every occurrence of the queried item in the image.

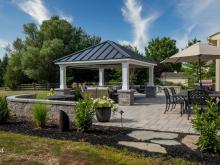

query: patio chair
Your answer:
[187,90,209,119]
[169,87,185,112]
[169,87,177,110]
[164,88,184,114]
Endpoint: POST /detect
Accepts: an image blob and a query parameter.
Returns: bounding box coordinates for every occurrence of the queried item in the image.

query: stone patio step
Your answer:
[118,141,167,154]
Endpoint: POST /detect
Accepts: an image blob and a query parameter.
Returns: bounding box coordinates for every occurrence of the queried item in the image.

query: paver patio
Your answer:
[95,92,197,134]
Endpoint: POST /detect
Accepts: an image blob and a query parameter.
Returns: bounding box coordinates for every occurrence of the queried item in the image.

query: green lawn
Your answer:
[0,132,198,165]
[0,90,48,99]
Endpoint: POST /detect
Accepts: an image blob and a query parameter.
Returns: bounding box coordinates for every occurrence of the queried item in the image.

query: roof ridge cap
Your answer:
[107,41,130,58]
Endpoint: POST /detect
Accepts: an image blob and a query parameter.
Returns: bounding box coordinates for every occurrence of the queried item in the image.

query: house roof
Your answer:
[161,72,185,79]
[208,32,220,38]
[54,40,156,65]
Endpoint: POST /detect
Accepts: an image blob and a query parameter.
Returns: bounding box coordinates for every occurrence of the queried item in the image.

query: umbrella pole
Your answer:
[199,57,202,89]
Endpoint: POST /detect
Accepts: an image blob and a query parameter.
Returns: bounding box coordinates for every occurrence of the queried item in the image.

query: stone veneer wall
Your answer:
[6,94,75,124]
[117,90,134,106]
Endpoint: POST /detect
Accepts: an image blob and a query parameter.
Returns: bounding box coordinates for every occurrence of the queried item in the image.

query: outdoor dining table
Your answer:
[176,91,220,99]
[175,91,220,110]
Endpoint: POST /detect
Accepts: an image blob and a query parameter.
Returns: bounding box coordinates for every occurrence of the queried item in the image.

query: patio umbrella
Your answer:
[161,42,220,88]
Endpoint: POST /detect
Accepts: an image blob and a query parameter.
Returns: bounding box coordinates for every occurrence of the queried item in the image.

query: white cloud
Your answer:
[0,39,8,48]
[175,24,196,49]
[60,15,73,23]
[0,39,10,59]
[121,0,158,53]
[118,40,132,46]
[14,0,50,24]
[55,10,73,23]
[13,0,73,24]
[174,0,220,49]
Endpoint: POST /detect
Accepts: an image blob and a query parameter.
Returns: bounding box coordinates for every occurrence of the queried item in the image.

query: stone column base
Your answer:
[145,86,156,98]
[55,88,71,95]
[117,90,134,106]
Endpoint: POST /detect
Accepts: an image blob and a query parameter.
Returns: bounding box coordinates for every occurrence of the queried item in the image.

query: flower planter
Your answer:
[96,107,111,122]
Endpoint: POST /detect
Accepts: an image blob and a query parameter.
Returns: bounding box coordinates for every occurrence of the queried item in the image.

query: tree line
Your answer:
[0,16,213,89]
[0,16,101,89]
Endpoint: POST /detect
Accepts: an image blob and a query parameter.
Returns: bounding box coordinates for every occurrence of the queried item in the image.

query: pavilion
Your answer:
[54,40,157,105]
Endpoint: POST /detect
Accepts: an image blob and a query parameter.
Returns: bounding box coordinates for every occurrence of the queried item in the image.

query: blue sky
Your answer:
[0,0,220,58]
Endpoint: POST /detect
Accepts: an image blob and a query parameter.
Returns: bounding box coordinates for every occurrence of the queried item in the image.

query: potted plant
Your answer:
[93,96,118,122]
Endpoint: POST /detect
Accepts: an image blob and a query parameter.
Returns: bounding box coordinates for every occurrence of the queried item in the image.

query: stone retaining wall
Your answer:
[6,94,76,124]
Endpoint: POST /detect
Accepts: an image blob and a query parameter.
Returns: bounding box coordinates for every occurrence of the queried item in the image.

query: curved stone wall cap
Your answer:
[117,89,135,93]
[7,95,76,106]
[54,88,71,91]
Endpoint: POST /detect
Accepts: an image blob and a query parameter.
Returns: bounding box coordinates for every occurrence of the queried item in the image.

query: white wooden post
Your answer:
[59,65,67,89]
[99,67,104,86]
[215,40,220,91]
[122,62,129,90]
[148,66,154,86]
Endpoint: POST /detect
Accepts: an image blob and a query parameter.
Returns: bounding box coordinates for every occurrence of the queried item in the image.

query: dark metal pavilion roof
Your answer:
[54,40,156,64]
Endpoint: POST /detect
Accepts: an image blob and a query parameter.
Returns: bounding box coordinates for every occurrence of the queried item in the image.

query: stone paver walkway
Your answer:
[128,130,178,140]
[118,130,198,154]
[118,141,167,154]
[95,93,197,134]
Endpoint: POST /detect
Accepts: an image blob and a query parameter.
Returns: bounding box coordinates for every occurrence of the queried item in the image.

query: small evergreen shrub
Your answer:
[0,96,10,122]
[32,104,48,128]
[192,100,220,152]
[73,87,83,101]
[74,95,95,132]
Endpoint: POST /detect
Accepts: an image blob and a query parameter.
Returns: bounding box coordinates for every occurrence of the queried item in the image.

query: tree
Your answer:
[4,52,29,89]
[0,54,8,84]
[182,38,200,87]
[13,38,25,51]
[4,16,101,87]
[123,45,140,54]
[22,16,100,83]
[145,37,181,78]
[0,45,10,86]
[146,37,178,61]
[187,37,200,47]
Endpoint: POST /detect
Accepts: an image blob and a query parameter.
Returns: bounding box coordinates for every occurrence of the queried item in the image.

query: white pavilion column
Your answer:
[118,62,134,106]
[59,65,67,89]
[122,62,129,90]
[99,67,104,86]
[145,66,156,98]
[215,40,220,91]
[148,66,154,86]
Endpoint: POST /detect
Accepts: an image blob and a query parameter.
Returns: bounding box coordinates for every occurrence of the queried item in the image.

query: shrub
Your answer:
[73,87,83,101]
[74,95,95,132]
[192,100,220,152]
[0,96,10,122]
[47,88,55,97]
[32,104,48,128]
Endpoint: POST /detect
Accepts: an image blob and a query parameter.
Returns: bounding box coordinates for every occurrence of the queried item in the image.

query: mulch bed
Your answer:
[0,119,219,164]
